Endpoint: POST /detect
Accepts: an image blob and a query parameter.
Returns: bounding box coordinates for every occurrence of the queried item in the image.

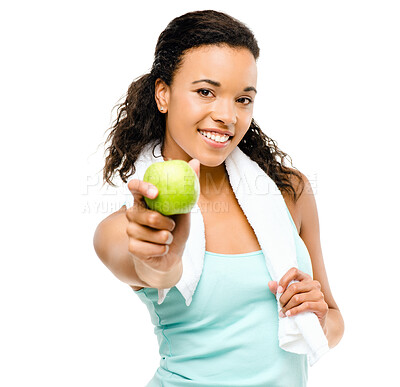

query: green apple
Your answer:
[143,160,200,215]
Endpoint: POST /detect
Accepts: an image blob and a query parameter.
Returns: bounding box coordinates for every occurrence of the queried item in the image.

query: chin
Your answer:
[197,155,228,168]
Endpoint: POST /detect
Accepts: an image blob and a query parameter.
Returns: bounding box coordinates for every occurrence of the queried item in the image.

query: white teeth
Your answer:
[199,130,230,143]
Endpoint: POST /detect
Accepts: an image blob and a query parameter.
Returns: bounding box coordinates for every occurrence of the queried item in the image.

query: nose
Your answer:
[210,98,237,126]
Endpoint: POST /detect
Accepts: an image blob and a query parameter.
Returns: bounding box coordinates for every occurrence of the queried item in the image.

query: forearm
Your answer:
[107,245,183,290]
[323,308,345,349]
[133,256,183,290]
[93,211,150,287]
[93,209,182,289]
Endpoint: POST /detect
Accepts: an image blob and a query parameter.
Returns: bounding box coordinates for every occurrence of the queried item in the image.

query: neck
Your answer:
[199,163,230,198]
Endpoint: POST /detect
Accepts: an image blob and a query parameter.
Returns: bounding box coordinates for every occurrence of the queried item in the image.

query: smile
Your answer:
[198,130,232,148]
[198,130,231,143]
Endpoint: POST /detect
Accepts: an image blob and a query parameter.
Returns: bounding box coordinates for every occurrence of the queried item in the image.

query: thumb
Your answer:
[268,281,278,295]
[188,158,200,179]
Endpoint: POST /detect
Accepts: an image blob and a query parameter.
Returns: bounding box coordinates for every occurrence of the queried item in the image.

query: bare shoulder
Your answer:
[293,170,318,237]
[282,168,322,238]
[281,168,307,234]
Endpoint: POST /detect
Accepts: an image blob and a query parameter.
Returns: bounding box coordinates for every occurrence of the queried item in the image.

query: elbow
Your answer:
[93,221,108,265]
[92,211,129,275]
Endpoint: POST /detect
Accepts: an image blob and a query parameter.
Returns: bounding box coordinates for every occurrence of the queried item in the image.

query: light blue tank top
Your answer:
[133,206,313,386]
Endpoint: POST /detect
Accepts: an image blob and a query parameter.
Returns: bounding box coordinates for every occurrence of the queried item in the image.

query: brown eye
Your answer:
[197,89,213,97]
[237,97,253,105]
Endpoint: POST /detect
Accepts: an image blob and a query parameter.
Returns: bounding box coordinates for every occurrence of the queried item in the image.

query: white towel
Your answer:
[124,142,329,366]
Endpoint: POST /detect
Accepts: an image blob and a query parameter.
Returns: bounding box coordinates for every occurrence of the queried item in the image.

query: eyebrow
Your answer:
[191,79,257,94]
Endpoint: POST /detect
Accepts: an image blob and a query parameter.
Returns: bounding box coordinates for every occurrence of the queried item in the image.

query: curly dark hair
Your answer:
[102,9,304,202]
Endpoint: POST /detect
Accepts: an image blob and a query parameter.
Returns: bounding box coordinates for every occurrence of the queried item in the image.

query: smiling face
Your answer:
[155,44,258,167]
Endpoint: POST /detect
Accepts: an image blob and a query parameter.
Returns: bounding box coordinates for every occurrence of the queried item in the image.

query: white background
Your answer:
[1,1,399,386]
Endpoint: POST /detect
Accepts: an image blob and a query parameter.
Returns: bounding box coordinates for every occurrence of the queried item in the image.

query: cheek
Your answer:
[238,109,253,128]
[170,96,207,125]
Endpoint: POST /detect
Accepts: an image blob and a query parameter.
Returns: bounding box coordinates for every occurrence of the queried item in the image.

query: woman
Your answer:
[94,9,344,386]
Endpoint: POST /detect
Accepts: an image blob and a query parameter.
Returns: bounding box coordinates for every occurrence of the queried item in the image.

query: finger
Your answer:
[128,238,169,260]
[279,280,315,307]
[126,206,176,232]
[280,288,323,314]
[282,300,329,320]
[188,158,200,179]
[128,179,158,207]
[127,222,174,245]
[268,281,278,295]
[278,267,311,294]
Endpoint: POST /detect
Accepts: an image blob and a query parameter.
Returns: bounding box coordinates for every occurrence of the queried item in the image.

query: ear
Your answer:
[154,78,170,113]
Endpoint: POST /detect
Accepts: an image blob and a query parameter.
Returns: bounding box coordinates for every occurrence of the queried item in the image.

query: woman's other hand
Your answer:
[268,267,329,331]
